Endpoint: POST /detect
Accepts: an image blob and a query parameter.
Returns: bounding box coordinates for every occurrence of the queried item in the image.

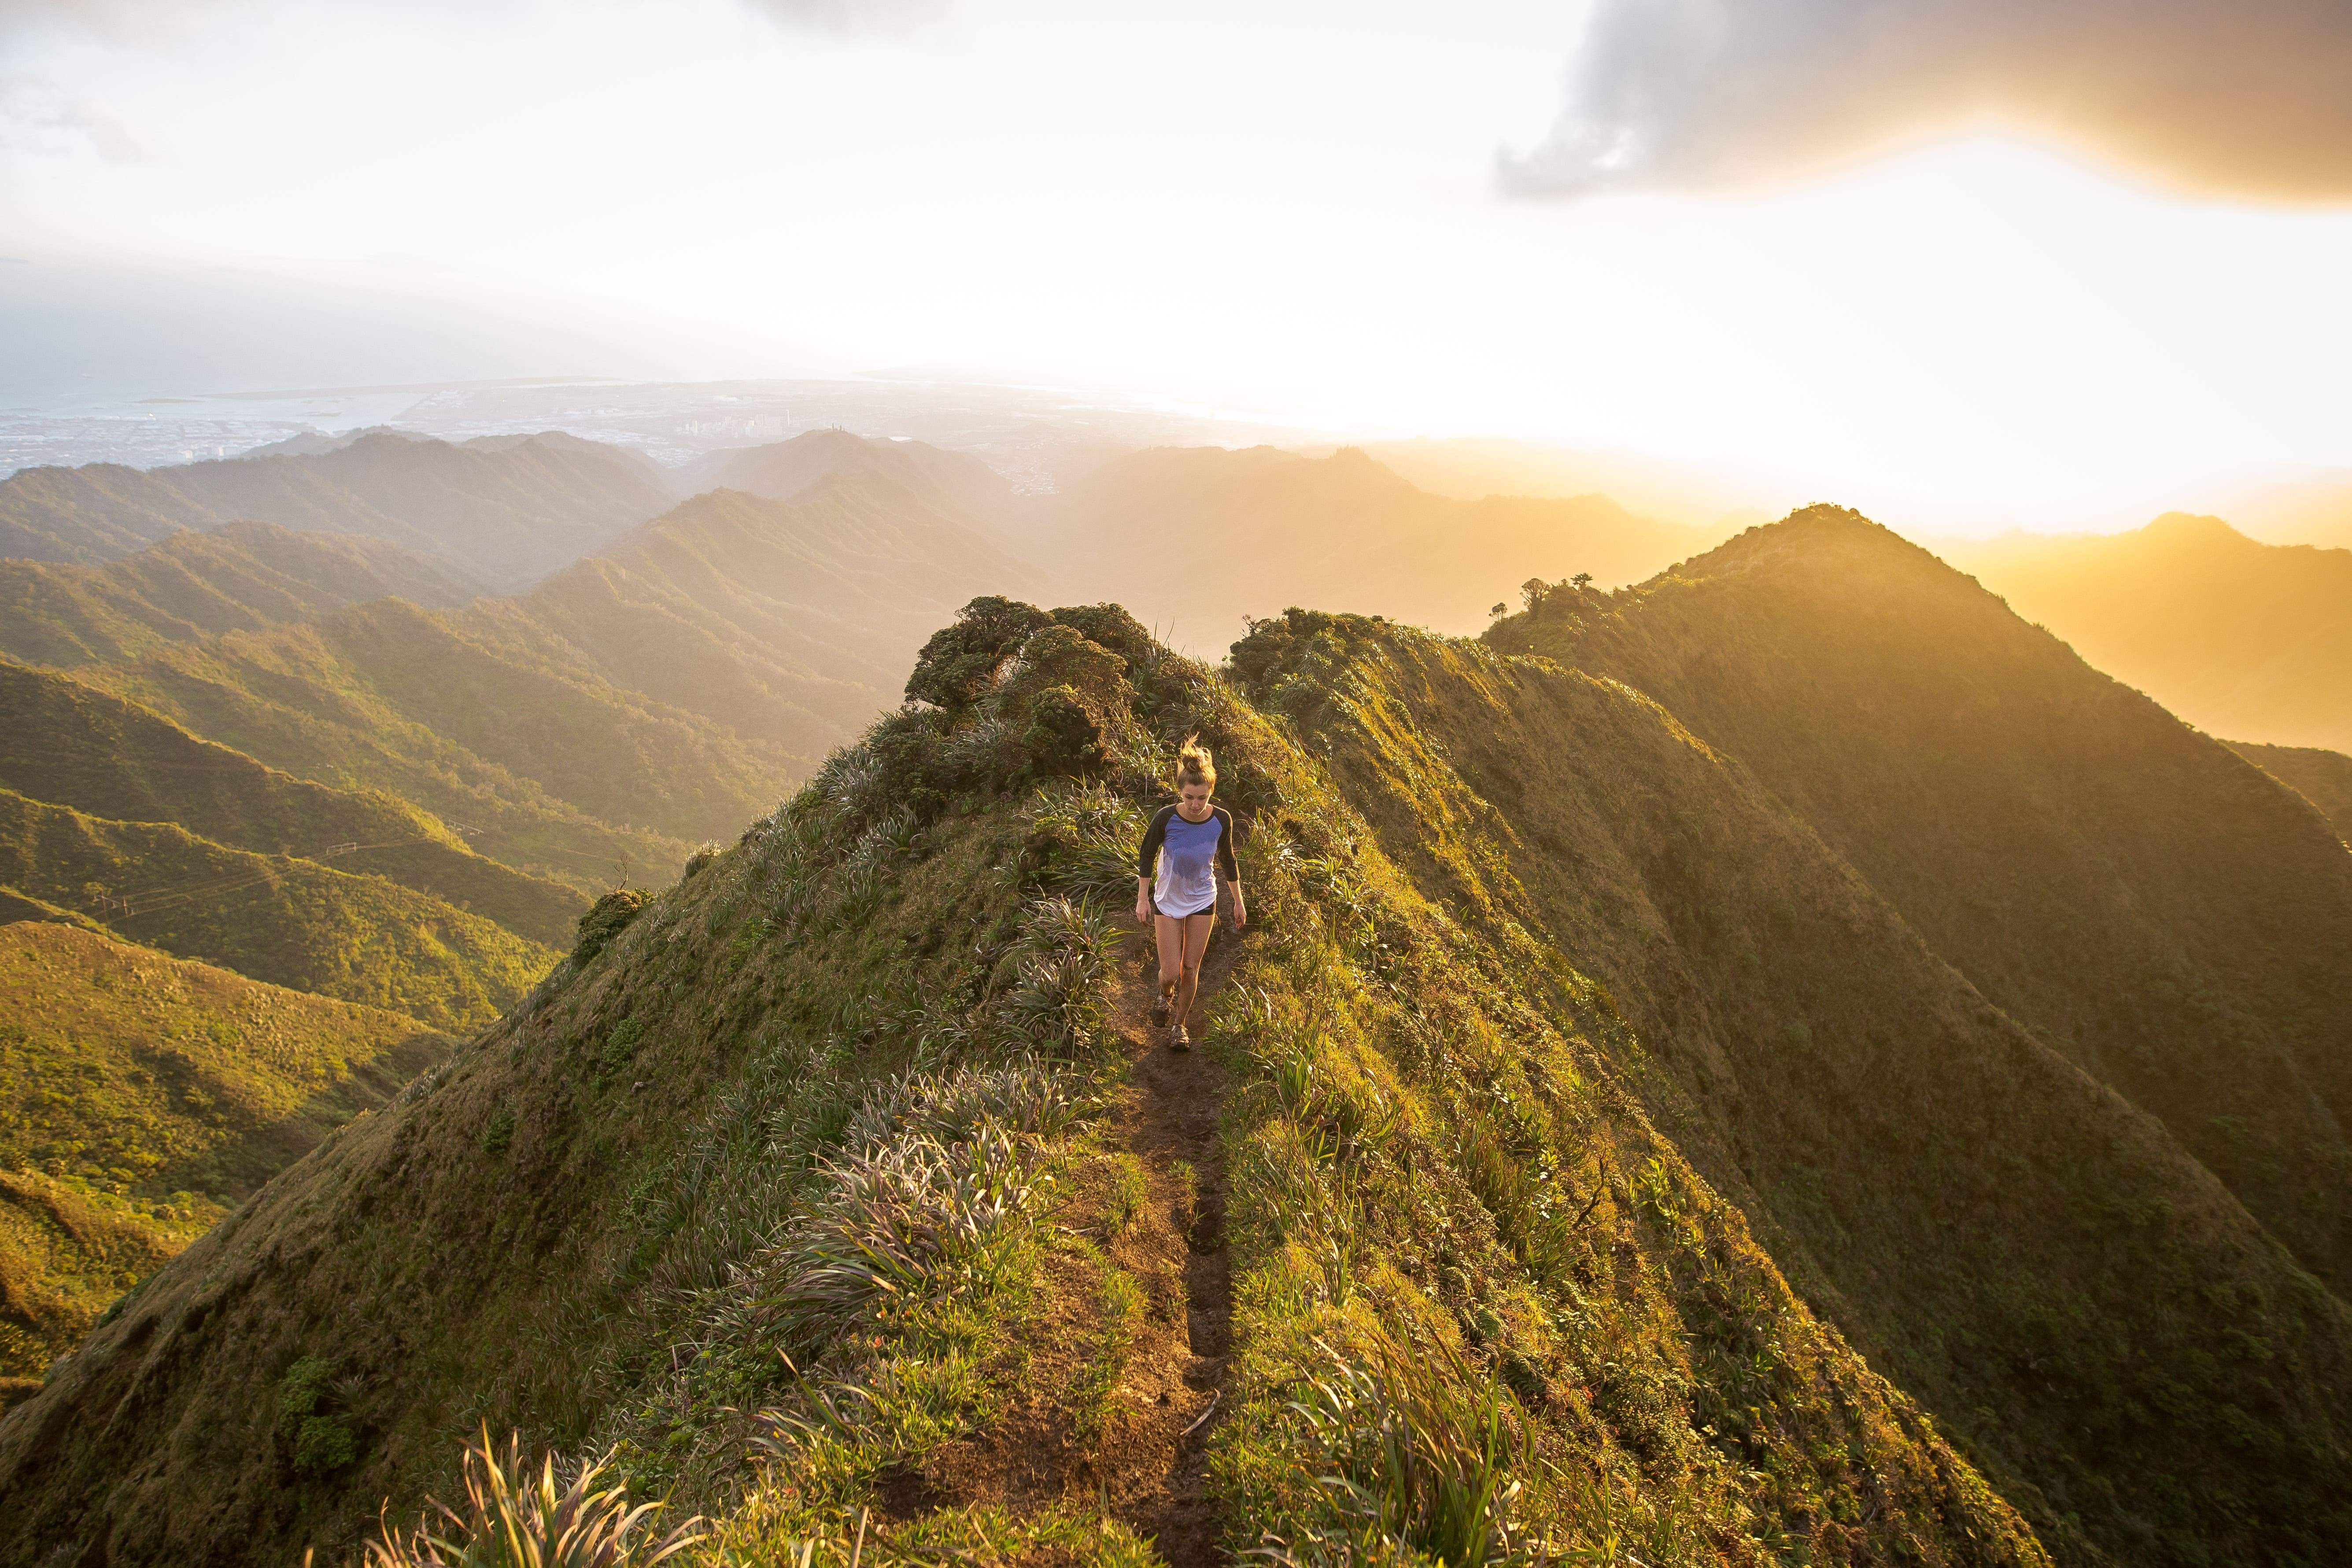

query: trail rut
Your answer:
[901,897,1247,1566]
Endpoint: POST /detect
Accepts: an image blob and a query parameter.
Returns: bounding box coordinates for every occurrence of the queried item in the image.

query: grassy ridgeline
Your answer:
[4,580,2348,1566]
[1236,605,2352,1564]
[1491,507,2352,1298]
[0,922,447,1385]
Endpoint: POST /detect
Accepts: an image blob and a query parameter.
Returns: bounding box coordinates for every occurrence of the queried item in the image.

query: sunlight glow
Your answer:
[3,1,2348,532]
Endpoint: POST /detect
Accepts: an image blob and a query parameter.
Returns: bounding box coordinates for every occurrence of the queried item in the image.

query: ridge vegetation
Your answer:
[9,561,2345,1567]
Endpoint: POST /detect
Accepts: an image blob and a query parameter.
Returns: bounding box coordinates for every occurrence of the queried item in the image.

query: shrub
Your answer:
[905,596,1055,711]
[293,1414,356,1477]
[572,889,651,966]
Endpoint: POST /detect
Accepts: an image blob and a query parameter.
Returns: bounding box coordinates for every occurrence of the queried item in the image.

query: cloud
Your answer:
[0,72,158,159]
[1502,0,2352,203]
[735,0,949,36]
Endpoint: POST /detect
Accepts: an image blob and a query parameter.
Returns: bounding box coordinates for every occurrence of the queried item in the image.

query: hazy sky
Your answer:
[4,0,2349,530]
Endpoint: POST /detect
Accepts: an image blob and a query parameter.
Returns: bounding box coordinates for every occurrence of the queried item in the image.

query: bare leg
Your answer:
[1174,911,1215,1025]
[1154,912,1185,1015]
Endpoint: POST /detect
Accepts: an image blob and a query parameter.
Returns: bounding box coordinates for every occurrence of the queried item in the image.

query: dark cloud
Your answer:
[1503,0,2352,203]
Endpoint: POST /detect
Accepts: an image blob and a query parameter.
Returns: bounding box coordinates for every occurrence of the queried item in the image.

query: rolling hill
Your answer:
[0,520,486,669]
[0,922,447,1387]
[0,660,583,945]
[1945,513,2352,754]
[1493,508,2352,1299]
[0,432,668,586]
[0,788,556,1031]
[3,590,2346,1566]
[1034,444,1710,647]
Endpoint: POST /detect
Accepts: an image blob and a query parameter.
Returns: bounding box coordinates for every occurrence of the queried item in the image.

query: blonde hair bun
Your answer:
[1176,735,1217,789]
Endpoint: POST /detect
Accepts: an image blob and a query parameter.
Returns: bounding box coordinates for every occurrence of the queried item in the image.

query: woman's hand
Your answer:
[1231,890,1248,930]
[1135,893,1152,927]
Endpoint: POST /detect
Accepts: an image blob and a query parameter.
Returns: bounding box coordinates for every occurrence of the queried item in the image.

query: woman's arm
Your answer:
[1218,807,1246,927]
[1135,807,1171,925]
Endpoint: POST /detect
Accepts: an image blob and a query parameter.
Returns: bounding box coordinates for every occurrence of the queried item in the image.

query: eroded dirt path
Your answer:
[1097,910,1246,1566]
[905,904,1246,1566]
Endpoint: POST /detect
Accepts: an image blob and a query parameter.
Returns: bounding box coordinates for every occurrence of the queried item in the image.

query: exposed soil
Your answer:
[904,901,1247,1566]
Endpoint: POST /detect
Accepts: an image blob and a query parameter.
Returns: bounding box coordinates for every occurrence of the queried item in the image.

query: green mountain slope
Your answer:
[0,432,668,586]
[2230,740,2352,841]
[0,922,447,1384]
[1494,508,2352,1299]
[1944,513,2352,753]
[0,520,486,669]
[507,473,1052,739]
[1239,605,2352,1564]
[8,596,2350,1566]
[72,599,776,881]
[0,602,2056,1567]
[0,660,583,945]
[1035,444,1707,645]
[0,788,555,1031]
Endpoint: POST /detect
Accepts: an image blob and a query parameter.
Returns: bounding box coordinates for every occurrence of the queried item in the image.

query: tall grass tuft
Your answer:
[360,1426,702,1568]
[1259,1333,1530,1568]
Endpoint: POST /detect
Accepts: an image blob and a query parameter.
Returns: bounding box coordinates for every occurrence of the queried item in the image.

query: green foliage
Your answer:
[904,595,1054,711]
[0,923,445,1376]
[0,658,584,946]
[362,1427,704,1568]
[572,889,651,967]
[480,1108,516,1158]
[295,1415,359,1478]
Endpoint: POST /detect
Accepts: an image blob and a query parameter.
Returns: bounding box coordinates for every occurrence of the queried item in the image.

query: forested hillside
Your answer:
[0,660,583,944]
[0,521,487,668]
[5,582,2345,1568]
[2231,740,2352,841]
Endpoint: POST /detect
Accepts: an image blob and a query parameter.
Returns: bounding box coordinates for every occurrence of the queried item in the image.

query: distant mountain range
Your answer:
[1029,444,1716,647]
[0,431,668,587]
[1947,512,2352,755]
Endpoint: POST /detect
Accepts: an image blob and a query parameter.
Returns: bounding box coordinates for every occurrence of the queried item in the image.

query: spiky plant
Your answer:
[360,1426,702,1568]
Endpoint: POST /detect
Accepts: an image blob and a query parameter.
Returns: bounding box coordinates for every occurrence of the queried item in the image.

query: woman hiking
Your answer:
[1135,737,1245,1050]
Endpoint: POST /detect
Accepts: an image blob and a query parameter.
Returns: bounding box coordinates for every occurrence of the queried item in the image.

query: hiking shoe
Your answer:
[1149,994,1171,1029]
[1170,1023,1191,1051]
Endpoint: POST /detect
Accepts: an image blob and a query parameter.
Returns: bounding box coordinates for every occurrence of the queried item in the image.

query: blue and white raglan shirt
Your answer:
[1136,804,1238,917]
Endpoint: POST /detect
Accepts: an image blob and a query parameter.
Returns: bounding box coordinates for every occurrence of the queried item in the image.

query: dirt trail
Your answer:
[906,900,1247,1566]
